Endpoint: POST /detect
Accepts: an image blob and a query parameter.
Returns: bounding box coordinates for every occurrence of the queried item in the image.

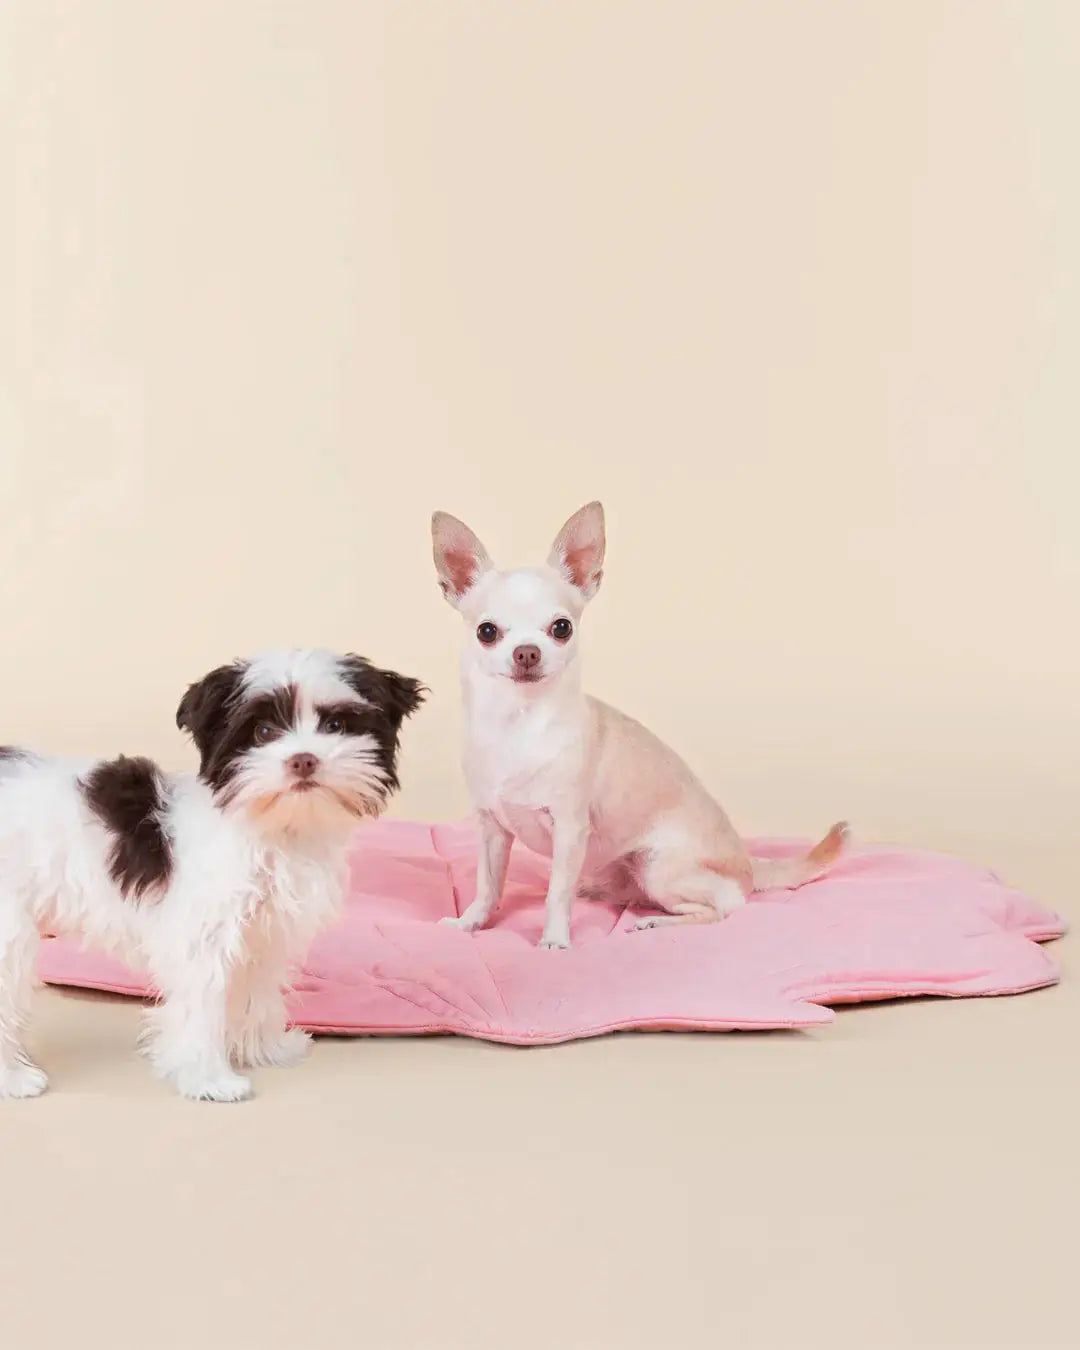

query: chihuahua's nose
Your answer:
[286,752,319,780]
[513,644,542,672]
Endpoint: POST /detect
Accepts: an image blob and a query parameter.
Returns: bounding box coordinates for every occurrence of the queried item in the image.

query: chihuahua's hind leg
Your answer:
[632,853,748,932]
[633,900,716,931]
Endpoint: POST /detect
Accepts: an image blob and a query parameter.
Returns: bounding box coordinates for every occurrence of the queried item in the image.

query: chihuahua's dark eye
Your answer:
[550,618,573,642]
[253,723,279,744]
[477,622,500,646]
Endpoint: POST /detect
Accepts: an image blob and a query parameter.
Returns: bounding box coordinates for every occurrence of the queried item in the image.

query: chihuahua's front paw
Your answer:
[440,914,485,933]
[538,930,571,950]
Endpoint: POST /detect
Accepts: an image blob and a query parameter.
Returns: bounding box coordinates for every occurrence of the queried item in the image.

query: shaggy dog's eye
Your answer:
[477,622,500,646]
[253,723,280,744]
[323,717,345,735]
[549,618,573,642]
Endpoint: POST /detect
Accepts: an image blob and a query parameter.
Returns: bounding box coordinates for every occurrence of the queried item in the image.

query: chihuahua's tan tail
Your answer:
[750,821,850,892]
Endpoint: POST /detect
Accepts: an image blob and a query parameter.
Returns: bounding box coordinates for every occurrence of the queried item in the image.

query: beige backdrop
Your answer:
[3,2,1077,899]
[2,6,1079,1350]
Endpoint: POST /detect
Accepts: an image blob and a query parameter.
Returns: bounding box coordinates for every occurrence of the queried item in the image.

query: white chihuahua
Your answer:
[432,502,848,949]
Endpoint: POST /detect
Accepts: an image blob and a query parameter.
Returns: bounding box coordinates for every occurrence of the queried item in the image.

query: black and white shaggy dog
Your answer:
[0,650,424,1101]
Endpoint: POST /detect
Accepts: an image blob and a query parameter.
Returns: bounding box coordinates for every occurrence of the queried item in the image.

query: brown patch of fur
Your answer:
[337,658,426,725]
[200,685,299,798]
[337,657,427,793]
[176,661,247,773]
[82,756,172,900]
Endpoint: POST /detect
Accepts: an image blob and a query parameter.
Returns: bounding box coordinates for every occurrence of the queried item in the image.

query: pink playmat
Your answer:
[37,820,1065,1042]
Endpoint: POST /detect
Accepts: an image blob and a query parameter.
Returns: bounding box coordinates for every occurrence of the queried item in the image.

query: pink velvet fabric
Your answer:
[37,820,1065,1041]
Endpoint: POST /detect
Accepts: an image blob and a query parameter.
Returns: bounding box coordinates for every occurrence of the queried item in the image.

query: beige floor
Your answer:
[2,841,1073,1350]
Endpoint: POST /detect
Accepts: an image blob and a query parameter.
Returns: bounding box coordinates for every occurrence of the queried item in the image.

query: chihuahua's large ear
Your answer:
[548,501,605,601]
[432,511,492,607]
